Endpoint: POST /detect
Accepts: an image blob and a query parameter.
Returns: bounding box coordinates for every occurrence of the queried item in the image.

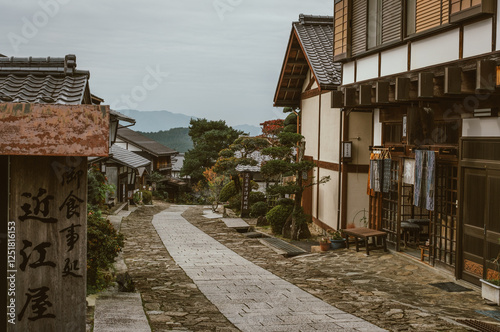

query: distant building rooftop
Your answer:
[117,127,177,157]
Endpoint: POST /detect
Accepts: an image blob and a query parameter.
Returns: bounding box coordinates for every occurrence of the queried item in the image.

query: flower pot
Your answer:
[480,279,500,305]
[330,238,346,250]
[319,242,330,251]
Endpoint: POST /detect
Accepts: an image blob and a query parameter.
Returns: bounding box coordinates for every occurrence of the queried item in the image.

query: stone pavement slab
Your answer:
[203,209,223,219]
[152,206,385,332]
[93,292,150,332]
[221,217,251,232]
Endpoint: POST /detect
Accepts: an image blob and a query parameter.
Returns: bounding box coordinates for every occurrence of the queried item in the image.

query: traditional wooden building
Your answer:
[274,14,372,232]
[332,0,500,284]
[115,127,184,200]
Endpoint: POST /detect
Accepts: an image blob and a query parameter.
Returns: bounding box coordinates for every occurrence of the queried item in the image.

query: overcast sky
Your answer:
[0,1,333,128]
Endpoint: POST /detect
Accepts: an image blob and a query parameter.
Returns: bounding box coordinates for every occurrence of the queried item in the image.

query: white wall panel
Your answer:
[380,45,408,77]
[411,29,459,70]
[463,19,492,58]
[343,62,355,85]
[373,108,382,146]
[319,92,341,163]
[462,117,500,137]
[356,54,379,82]
[301,97,320,160]
[317,168,339,229]
[347,173,369,228]
[497,0,500,51]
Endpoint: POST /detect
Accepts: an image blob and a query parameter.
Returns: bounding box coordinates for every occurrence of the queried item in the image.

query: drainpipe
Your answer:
[337,108,344,230]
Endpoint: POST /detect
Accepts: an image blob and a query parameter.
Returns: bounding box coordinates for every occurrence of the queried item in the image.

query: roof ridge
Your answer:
[297,14,333,25]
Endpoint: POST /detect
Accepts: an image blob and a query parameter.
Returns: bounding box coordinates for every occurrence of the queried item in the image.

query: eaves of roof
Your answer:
[0,55,91,105]
[109,145,151,169]
[117,127,177,157]
[274,14,341,108]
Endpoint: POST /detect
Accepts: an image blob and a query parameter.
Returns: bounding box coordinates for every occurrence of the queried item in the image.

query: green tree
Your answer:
[261,109,330,240]
[214,136,270,191]
[181,119,243,184]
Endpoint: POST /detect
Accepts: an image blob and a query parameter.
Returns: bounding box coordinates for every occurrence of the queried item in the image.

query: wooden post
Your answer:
[8,156,87,332]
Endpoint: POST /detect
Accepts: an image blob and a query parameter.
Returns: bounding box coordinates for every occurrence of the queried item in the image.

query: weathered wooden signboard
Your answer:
[1,103,109,332]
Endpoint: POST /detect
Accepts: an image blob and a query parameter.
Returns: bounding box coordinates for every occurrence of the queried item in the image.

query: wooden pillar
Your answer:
[376,81,389,103]
[8,156,87,332]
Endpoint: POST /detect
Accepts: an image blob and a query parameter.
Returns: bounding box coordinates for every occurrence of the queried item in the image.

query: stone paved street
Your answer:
[152,206,383,332]
[119,203,500,331]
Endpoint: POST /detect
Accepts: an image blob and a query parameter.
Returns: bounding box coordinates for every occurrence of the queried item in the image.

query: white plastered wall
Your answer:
[463,18,492,58]
[373,109,382,146]
[411,29,459,70]
[348,112,372,165]
[462,117,500,137]
[319,92,341,164]
[317,168,340,230]
[311,167,318,219]
[301,97,320,160]
[346,172,369,228]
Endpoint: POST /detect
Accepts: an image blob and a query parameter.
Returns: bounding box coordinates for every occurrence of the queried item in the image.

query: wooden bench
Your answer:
[343,227,387,255]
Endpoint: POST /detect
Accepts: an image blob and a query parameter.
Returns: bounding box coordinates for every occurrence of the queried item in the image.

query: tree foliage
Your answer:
[260,108,330,240]
[139,127,193,153]
[181,118,243,184]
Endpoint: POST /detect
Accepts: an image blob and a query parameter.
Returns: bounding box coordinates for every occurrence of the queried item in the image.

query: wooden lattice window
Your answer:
[334,0,349,59]
[450,0,495,22]
[407,0,449,35]
[431,163,458,267]
[382,160,400,246]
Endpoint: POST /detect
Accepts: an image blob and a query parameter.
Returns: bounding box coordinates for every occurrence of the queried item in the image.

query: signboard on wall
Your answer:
[7,156,87,332]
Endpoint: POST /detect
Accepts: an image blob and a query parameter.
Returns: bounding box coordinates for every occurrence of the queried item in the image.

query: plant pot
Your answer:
[480,279,500,305]
[330,238,346,250]
[319,242,330,251]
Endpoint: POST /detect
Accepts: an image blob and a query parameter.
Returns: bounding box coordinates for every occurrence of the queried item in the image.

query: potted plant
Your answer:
[319,237,330,251]
[480,252,500,305]
[328,229,346,250]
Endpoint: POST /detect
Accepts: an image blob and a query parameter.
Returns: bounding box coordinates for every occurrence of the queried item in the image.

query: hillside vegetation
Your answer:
[140,127,193,153]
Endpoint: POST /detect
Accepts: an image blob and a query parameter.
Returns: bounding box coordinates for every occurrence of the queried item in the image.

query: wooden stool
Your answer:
[420,245,430,262]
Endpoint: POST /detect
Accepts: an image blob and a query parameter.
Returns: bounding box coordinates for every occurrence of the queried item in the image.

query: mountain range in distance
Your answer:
[117,109,261,136]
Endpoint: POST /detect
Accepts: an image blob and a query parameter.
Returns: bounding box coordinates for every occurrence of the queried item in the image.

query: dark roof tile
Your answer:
[117,127,177,157]
[0,54,90,105]
[110,145,151,169]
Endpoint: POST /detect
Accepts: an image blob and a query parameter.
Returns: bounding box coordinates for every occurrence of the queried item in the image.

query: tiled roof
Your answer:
[274,14,341,107]
[110,109,136,125]
[0,55,91,105]
[294,15,341,87]
[117,127,177,157]
[110,145,151,169]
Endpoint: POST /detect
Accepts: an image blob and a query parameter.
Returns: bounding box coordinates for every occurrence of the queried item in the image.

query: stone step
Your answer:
[93,292,150,332]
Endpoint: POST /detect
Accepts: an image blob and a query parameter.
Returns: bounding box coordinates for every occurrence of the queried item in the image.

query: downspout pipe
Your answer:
[337,108,344,230]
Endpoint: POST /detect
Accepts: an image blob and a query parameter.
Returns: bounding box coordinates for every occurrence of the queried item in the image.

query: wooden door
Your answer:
[461,168,500,285]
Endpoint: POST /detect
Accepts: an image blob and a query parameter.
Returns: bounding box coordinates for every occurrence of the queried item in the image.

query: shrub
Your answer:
[250,201,268,217]
[87,166,115,208]
[277,198,294,206]
[141,190,152,205]
[227,193,242,211]
[266,204,293,234]
[220,181,238,202]
[249,191,266,204]
[87,208,124,293]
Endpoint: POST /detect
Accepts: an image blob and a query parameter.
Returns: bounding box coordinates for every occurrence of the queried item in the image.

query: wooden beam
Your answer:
[476,59,497,91]
[282,74,307,80]
[280,87,302,93]
[344,87,356,107]
[418,72,434,98]
[331,90,344,108]
[376,81,389,103]
[286,60,307,66]
[359,85,372,105]
[395,77,410,101]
